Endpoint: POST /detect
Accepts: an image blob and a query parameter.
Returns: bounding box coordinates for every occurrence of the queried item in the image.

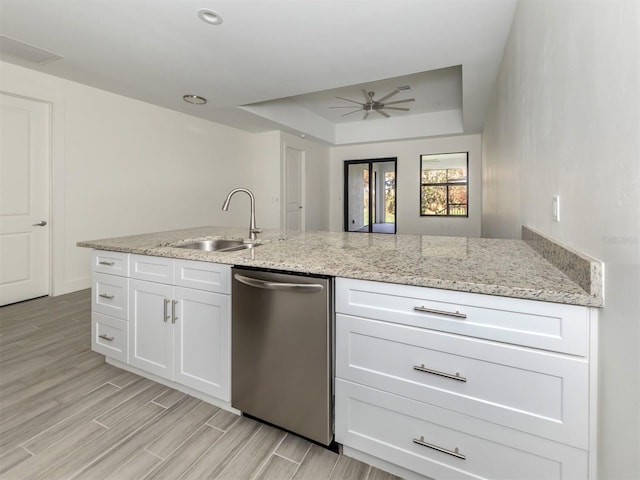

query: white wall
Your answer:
[481,2,640,478]
[329,135,482,236]
[247,131,282,230]
[1,61,254,296]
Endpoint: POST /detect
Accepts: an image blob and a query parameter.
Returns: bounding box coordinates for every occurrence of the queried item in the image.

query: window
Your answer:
[420,152,468,216]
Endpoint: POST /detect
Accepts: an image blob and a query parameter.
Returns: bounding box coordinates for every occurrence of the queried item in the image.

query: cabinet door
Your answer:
[173,286,230,401]
[129,279,173,378]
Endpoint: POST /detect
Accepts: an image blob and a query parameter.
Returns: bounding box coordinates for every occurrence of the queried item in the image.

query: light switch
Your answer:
[552,195,560,222]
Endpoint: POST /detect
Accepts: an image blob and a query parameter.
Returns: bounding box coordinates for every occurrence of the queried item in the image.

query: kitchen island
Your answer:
[78,226,603,480]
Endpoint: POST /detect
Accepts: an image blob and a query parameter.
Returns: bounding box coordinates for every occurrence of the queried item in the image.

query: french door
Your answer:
[344,158,396,234]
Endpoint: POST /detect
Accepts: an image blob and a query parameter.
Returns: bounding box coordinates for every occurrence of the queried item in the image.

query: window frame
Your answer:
[419,152,469,217]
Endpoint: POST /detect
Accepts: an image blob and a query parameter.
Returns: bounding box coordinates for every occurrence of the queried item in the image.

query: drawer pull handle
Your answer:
[98,333,115,342]
[414,364,467,383]
[413,306,466,319]
[99,293,115,300]
[164,299,170,323]
[171,300,179,324]
[98,260,115,266]
[413,436,466,460]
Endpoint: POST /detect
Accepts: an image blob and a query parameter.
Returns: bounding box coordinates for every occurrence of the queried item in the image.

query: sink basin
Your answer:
[174,239,258,252]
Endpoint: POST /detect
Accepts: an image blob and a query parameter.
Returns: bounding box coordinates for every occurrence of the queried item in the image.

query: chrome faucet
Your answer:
[222,188,261,242]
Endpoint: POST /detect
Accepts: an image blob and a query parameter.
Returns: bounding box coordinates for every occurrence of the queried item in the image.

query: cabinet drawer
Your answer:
[336,278,589,355]
[130,254,174,284]
[92,272,128,320]
[337,314,588,448]
[92,250,129,276]
[174,260,231,294]
[336,379,588,480]
[92,313,128,363]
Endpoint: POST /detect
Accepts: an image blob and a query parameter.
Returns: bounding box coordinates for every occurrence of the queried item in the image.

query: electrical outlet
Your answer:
[552,195,560,222]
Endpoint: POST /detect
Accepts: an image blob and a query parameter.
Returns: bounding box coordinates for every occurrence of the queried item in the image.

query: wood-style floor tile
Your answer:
[22,378,155,454]
[144,424,224,480]
[145,401,220,459]
[275,433,312,463]
[293,444,340,480]
[256,454,300,480]
[216,422,286,480]
[3,421,107,480]
[368,466,404,480]
[0,446,32,475]
[34,403,164,480]
[0,290,399,480]
[74,395,202,479]
[330,455,371,480]
[105,449,162,480]
[178,416,262,479]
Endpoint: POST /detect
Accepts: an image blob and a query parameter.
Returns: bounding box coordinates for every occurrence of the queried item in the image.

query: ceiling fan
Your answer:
[329,88,415,120]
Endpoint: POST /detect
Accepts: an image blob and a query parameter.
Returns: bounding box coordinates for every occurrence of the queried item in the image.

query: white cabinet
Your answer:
[129,278,174,377]
[91,251,129,363]
[128,254,231,401]
[91,251,231,405]
[335,277,598,480]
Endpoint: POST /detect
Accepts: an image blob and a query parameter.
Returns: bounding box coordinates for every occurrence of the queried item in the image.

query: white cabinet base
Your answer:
[335,278,598,480]
[104,357,240,416]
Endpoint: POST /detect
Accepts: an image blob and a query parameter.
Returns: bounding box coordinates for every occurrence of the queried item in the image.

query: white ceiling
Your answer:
[0,0,517,145]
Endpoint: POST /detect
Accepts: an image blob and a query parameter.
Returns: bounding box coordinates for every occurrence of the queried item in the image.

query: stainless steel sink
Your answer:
[174,239,258,252]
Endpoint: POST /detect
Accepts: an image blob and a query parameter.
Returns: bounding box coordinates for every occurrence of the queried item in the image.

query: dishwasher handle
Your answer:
[234,273,324,293]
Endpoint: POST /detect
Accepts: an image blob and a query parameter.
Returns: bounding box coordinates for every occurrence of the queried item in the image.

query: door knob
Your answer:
[32,220,47,226]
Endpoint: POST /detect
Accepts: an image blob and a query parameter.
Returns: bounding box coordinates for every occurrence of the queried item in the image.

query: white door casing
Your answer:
[284,145,304,232]
[0,93,50,306]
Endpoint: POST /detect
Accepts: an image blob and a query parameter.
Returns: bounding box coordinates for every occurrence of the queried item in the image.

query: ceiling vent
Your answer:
[0,35,63,65]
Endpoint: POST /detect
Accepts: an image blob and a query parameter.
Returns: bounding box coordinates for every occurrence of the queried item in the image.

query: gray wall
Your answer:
[482,1,640,478]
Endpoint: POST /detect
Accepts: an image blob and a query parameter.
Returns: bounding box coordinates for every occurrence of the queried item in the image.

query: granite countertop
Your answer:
[78,226,603,307]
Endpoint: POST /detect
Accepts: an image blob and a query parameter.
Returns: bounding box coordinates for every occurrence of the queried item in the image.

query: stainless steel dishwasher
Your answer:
[231,267,333,446]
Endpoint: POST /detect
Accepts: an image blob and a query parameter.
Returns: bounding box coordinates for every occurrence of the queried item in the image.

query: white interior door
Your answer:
[0,93,50,306]
[284,145,304,232]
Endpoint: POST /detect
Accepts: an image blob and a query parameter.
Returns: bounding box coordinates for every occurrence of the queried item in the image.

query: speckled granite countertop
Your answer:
[78,226,603,307]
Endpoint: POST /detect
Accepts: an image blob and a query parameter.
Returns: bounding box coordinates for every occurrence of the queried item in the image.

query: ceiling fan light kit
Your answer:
[329,88,415,120]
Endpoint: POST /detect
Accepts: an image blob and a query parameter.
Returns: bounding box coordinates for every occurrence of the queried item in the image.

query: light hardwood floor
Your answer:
[0,290,401,480]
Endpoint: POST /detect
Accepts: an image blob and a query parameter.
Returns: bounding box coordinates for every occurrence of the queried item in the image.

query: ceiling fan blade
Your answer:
[376,109,391,118]
[363,111,370,120]
[383,98,416,105]
[335,96,365,106]
[329,106,363,109]
[384,107,410,111]
[376,89,400,103]
[341,109,363,117]
[362,89,372,102]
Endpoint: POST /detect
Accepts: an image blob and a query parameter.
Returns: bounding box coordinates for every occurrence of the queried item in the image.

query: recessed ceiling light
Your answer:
[197,9,223,25]
[183,94,207,105]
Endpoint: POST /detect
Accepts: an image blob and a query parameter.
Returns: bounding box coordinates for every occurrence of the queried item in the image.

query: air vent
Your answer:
[0,35,63,65]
